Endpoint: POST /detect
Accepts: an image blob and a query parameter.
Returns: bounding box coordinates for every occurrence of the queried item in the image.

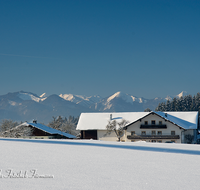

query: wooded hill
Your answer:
[155,92,200,117]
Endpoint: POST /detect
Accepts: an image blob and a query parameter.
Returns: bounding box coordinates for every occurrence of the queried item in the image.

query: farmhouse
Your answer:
[76,111,199,143]
[3,120,76,139]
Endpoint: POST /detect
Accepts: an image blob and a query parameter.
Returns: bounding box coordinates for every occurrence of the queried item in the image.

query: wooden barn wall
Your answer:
[32,127,51,136]
[81,130,97,140]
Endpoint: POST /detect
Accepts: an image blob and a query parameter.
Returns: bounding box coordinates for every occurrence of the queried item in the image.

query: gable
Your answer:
[125,111,198,130]
[126,113,182,132]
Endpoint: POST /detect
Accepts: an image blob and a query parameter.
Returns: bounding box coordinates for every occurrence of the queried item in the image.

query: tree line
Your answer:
[155,92,200,114]
[0,115,79,138]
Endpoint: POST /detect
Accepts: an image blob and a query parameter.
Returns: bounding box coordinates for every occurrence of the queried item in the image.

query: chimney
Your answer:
[33,119,37,124]
[165,113,167,117]
[110,114,112,120]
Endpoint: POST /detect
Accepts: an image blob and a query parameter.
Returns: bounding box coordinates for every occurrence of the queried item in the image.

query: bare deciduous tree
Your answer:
[48,116,64,130]
[60,119,76,136]
[0,119,18,133]
[1,122,33,138]
[48,115,79,136]
[105,119,129,141]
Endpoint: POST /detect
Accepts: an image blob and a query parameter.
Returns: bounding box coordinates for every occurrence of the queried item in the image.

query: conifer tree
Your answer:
[155,93,200,121]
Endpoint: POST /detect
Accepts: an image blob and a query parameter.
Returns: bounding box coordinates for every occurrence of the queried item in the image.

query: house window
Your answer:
[151,120,155,125]
[141,131,146,135]
[144,121,148,125]
[159,121,162,125]
[158,140,162,143]
[152,140,156,143]
[151,131,156,135]
[131,131,135,136]
[157,131,162,135]
[171,131,175,135]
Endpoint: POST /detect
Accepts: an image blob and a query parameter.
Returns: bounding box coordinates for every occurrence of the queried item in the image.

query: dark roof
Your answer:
[26,122,76,139]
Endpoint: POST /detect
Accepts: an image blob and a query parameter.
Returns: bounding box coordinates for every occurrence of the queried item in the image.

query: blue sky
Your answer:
[0,0,200,99]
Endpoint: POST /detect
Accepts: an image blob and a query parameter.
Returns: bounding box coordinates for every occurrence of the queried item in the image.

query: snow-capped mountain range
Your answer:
[0,90,189,124]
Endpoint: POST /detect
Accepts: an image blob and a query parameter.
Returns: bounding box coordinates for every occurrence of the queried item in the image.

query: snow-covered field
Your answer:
[0,138,200,190]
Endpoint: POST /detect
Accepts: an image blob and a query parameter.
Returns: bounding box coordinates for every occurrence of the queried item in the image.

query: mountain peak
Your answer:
[59,94,74,101]
[177,91,188,98]
[40,93,47,98]
[59,93,102,107]
[39,93,48,101]
[107,91,121,100]
[106,92,143,104]
[18,91,41,102]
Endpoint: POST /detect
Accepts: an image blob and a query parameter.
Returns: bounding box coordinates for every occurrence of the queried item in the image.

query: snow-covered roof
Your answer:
[155,111,198,130]
[76,111,198,130]
[24,122,76,138]
[77,112,152,130]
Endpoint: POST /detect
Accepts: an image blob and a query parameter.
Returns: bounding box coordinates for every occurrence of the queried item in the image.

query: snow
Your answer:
[107,92,121,102]
[165,91,188,101]
[18,92,41,102]
[18,92,48,102]
[39,93,47,98]
[156,111,198,129]
[77,112,148,130]
[59,94,101,107]
[39,93,48,101]
[8,100,18,106]
[60,94,75,101]
[0,138,200,190]
[177,91,188,98]
[106,91,143,104]
[165,95,172,101]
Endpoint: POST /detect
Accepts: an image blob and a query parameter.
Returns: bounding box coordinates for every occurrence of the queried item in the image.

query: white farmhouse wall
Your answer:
[125,114,183,143]
[98,130,119,141]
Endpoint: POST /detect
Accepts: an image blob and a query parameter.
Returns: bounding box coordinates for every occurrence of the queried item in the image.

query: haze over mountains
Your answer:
[0,91,188,124]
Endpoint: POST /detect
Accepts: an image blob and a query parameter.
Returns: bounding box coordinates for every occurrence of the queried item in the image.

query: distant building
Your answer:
[6,120,77,139]
[76,111,198,143]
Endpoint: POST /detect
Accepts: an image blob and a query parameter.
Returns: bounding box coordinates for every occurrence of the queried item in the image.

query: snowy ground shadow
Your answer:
[1,138,200,156]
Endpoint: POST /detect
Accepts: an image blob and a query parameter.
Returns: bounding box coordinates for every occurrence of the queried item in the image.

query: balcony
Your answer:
[127,135,180,140]
[140,124,167,129]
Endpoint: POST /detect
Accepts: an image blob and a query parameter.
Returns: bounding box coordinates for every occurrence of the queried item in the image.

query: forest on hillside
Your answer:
[155,92,200,115]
